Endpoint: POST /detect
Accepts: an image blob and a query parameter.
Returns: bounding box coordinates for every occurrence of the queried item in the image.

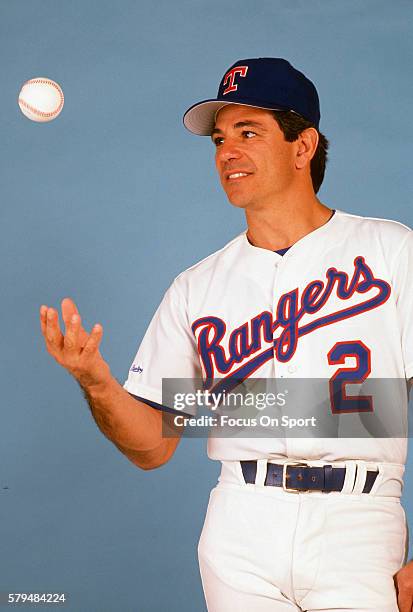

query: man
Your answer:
[40,58,413,610]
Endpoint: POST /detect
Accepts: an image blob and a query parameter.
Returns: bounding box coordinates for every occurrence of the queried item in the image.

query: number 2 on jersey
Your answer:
[327,340,373,414]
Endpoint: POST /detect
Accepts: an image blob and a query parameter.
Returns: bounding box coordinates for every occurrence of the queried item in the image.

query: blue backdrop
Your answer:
[1,1,412,610]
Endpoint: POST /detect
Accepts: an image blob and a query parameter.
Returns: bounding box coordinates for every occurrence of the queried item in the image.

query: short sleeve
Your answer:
[392,230,413,379]
[123,279,201,409]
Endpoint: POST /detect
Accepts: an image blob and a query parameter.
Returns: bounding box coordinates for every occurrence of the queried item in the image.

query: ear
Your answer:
[295,127,319,170]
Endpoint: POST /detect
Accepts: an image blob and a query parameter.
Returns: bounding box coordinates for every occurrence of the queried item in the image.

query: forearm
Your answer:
[40,301,181,469]
[80,375,172,463]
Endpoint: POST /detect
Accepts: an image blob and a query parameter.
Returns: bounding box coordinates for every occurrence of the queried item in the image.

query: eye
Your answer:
[243,130,256,139]
[213,136,224,147]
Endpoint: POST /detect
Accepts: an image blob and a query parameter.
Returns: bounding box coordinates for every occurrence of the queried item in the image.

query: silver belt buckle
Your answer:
[282,461,310,493]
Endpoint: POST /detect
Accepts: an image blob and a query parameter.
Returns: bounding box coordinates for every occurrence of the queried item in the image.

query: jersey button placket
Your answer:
[272,256,285,379]
[272,255,292,456]
[275,253,299,459]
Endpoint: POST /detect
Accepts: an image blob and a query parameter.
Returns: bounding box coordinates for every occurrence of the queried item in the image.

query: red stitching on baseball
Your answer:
[19,79,64,117]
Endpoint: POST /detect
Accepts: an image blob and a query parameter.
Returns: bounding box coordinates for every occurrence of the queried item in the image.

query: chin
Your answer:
[225,191,251,209]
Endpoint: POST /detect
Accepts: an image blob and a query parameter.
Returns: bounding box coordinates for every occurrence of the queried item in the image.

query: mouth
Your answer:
[224,171,252,182]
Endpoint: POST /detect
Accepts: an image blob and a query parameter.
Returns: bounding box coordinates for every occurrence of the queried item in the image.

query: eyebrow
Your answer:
[211,120,268,139]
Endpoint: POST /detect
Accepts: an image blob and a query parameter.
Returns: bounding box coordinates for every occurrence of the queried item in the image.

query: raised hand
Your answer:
[40,297,111,390]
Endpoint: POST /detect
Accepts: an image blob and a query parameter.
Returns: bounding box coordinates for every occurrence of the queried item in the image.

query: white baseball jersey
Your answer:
[123,209,413,465]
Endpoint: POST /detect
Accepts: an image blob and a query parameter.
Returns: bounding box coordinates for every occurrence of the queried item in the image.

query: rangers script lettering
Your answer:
[192,256,391,388]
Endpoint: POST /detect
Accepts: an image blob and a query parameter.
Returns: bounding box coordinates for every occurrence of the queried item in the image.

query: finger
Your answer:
[39,305,48,335]
[61,297,80,322]
[64,314,81,351]
[61,298,89,345]
[45,308,64,348]
[82,324,103,356]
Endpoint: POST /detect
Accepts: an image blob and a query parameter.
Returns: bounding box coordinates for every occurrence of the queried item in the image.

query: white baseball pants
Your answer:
[198,460,408,612]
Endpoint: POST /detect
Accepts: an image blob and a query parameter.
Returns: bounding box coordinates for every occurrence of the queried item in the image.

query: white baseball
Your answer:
[18,77,64,122]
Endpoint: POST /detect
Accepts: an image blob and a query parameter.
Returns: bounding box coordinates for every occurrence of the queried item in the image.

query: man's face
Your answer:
[212,104,297,210]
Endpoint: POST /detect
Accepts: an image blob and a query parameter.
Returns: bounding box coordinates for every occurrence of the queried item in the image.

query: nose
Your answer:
[215,139,242,164]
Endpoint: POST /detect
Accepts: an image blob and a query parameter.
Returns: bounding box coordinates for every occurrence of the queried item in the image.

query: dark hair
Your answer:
[272,111,329,193]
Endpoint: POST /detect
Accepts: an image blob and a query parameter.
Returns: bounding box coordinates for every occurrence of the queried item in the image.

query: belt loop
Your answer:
[255,459,268,487]
[366,464,384,496]
[351,461,367,494]
[341,461,357,493]
[235,461,247,485]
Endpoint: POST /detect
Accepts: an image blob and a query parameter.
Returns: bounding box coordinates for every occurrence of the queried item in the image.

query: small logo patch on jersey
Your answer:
[130,364,143,374]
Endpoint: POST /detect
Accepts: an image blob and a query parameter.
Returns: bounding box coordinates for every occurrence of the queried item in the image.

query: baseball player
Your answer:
[40,58,413,611]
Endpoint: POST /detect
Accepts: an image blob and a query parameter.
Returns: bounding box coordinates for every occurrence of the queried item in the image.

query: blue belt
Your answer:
[240,461,378,493]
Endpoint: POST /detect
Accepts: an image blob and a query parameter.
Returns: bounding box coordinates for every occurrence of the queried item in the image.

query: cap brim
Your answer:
[183,99,288,136]
[183,100,231,135]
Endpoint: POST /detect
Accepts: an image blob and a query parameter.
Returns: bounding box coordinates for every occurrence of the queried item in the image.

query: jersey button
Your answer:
[288,364,297,374]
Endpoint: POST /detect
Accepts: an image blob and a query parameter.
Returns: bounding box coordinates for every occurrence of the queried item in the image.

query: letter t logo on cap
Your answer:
[222,66,248,95]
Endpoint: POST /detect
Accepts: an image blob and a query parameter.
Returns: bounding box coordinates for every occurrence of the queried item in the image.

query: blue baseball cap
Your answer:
[183,57,320,135]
